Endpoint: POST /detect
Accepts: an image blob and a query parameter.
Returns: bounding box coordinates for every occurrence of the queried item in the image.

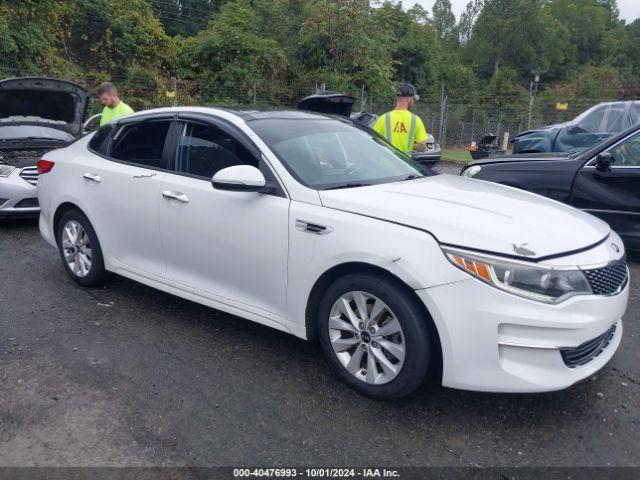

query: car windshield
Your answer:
[0,125,74,142]
[249,118,428,189]
[573,102,640,133]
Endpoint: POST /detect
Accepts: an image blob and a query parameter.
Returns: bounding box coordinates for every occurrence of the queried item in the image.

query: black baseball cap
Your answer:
[396,83,419,101]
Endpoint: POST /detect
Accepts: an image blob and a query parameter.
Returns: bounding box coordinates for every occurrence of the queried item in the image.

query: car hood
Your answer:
[515,123,567,138]
[319,174,610,260]
[0,77,88,138]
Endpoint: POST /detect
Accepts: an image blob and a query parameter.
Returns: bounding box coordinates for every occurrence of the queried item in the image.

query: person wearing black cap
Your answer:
[373,84,427,155]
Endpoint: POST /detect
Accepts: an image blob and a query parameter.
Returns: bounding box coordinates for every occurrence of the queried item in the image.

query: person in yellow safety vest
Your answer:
[373,84,428,155]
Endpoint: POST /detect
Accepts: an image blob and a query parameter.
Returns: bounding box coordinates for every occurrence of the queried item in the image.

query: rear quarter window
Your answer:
[88,125,114,155]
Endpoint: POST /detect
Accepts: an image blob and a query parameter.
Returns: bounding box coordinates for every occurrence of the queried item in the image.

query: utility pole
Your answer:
[527,71,540,130]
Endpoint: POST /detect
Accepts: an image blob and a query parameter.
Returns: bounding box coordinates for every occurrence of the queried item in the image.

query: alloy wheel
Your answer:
[61,220,92,278]
[328,291,406,385]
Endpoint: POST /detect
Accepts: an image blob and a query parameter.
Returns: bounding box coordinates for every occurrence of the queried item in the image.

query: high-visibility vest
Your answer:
[382,111,418,153]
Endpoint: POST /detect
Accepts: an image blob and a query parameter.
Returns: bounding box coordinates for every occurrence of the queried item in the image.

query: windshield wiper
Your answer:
[401,174,424,181]
[323,183,371,190]
[24,136,67,142]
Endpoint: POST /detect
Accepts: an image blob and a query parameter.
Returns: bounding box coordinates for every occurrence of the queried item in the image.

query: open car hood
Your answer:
[0,77,89,138]
[319,174,610,260]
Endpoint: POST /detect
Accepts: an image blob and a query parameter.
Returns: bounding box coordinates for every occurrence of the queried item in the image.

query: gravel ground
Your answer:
[0,213,638,468]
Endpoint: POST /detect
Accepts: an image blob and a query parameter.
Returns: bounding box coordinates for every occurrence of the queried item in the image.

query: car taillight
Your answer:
[37,160,55,174]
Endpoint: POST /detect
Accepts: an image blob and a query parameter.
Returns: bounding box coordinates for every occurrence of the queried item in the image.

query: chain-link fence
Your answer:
[1,66,630,149]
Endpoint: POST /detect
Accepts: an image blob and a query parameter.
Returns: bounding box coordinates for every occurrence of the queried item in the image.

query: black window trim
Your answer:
[168,112,288,198]
[87,124,115,157]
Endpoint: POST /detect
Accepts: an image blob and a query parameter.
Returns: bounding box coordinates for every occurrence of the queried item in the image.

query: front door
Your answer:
[158,118,290,317]
[571,130,640,249]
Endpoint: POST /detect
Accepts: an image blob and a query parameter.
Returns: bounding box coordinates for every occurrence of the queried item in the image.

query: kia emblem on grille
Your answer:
[611,243,620,253]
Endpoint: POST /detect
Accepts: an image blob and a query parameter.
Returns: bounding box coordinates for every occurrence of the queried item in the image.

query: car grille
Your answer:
[560,324,617,368]
[19,166,39,186]
[583,263,628,295]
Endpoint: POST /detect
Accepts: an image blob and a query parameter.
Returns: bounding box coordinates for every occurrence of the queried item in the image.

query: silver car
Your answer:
[0,77,88,217]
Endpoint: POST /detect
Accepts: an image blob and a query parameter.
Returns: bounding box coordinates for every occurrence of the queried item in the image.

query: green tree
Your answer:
[458,0,483,44]
[64,0,176,74]
[296,0,394,93]
[547,0,624,69]
[0,0,68,76]
[180,0,290,103]
[370,1,441,95]
[432,0,458,46]
[465,0,570,81]
[151,0,222,37]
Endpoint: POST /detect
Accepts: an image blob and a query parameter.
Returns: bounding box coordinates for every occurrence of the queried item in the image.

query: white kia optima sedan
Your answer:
[37,107,629,399]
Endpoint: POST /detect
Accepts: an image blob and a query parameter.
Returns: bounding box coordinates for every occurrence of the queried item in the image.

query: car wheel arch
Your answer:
[53,202,86,242]
[304,261,443,381]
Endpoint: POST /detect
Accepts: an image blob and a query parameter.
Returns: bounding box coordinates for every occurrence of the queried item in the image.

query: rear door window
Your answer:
[110,121,172,169]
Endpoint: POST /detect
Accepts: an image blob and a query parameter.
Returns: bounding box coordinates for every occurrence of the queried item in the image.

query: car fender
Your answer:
[286,200,469,337]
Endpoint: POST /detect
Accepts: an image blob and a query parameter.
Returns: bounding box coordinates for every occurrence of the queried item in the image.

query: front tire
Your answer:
[57,209,108,287]
[317,273,432,400]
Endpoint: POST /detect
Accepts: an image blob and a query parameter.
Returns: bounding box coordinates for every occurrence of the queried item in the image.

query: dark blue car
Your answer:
[513,101,640,154]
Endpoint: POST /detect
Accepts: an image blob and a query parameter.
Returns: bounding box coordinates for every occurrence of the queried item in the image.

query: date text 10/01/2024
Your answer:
[233,468,401,478]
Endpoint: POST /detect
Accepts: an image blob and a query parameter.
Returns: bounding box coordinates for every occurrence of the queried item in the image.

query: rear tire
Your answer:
[57,209,108,287]
[317,272,432,400]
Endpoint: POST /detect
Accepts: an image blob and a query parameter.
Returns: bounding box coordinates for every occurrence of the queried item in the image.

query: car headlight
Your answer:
[0,165,16,177]
[462,165,481,178]
[442,247,592,303]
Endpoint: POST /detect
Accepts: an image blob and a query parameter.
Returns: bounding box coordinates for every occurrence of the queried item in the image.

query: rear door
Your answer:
[82,116,176,277]
[157,114,290,317]
[571,130,640,249]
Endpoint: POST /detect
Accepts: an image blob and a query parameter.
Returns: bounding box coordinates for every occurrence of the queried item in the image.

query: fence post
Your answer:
[438,82,445,144]
[501,132,509,151]
[471,107,476,145]
[171,77,178,107]
[253,84,257,105]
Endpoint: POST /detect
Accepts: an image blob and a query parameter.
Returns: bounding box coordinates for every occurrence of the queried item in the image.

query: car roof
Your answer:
[118,106,335,123]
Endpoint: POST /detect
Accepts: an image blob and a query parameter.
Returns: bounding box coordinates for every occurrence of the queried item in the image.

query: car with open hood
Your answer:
[37,107,628,399]
[513,101,640,154]
[462,123,640,251]
[0,77,88,217]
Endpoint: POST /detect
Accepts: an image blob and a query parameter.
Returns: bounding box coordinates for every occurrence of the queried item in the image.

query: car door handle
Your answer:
[162,190,190,203]
[83,173,101,183]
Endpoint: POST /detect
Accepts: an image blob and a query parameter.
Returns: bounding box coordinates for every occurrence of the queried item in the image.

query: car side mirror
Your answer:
[212,165,266,192]
[595,152,614,172]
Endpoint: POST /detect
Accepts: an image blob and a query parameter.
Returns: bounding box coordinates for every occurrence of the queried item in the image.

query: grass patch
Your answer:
[442,148,472,164]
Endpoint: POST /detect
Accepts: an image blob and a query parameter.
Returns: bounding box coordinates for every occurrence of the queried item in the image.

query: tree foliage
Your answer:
[0,0,637,108]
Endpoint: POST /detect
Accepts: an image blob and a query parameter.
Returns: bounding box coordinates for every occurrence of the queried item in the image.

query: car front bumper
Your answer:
[0,168,39,217]
[417,273,628,393]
